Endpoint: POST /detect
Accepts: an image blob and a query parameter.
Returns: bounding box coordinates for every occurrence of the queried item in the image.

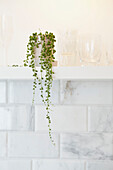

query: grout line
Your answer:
[34,104,113,106]
[58,134,60,159]
[0,103,113,107]
[86,106,88,132]
[31,105,35,132]
[84,161,87,170]
[59,80,61,105]
[112,80,113,105]
[34,105,36,132]
[6,132,8,158]
[0,130,113,135]
[6,80,9,104]
[31,160,33,170]
[0,157,112,161]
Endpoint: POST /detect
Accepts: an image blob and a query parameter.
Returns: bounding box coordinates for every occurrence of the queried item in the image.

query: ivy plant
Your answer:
[23,31,56,144]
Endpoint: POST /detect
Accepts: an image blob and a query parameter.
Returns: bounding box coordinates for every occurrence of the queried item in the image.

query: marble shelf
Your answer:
[0,66,113,80]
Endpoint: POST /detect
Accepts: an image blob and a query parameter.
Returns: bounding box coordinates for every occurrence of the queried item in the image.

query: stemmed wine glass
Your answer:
[0,15,13,66]
[57,30,77,66]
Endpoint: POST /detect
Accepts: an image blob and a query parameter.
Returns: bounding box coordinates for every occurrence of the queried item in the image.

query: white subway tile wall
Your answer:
[0,81,6,103]
[60,80,112,104]
[0,132,7,157]
[60,133,113,159]
[8,80,59,104]
[0,106,34,130]
[0,80,113,169]
[32,160,85,170]
[0,160,31,170]
[35,105,87,132]
[8,81,33,104]
[86,161,113,170]
[8,133,59,158]
[88,106,113,132]
[35,80,60,104]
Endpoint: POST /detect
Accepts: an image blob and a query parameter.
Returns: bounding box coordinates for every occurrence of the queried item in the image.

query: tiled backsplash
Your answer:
[0,80,113,170]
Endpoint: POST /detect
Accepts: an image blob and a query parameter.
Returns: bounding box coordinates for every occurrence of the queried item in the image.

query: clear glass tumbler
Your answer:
[78,34,102,66]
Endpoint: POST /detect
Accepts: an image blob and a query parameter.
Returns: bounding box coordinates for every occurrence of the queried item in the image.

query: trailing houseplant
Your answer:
[23,31,56,144]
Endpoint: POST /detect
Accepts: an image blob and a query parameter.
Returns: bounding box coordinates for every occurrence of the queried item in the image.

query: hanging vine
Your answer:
[23,31,56,144]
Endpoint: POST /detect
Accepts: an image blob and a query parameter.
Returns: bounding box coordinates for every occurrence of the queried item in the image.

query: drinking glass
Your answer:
[57,30,77,66]
[105,41,113,65]
[78,34,102,66]
[0,15,13,66]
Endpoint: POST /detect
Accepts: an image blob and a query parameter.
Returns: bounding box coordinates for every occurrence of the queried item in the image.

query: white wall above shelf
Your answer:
[0,66,113,80]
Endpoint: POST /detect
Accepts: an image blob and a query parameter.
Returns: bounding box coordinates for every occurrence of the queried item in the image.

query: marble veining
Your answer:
[61,133,113,160]
[88,106,113,132]
[60,80,112,104]
[86,161,113,170]
[33,160,84,170]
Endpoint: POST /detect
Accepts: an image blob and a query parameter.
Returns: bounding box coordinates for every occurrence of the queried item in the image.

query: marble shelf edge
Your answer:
[0,66,113,80]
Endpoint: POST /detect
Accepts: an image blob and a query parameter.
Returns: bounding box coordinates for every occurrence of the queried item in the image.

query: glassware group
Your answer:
[58,30,113,66]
